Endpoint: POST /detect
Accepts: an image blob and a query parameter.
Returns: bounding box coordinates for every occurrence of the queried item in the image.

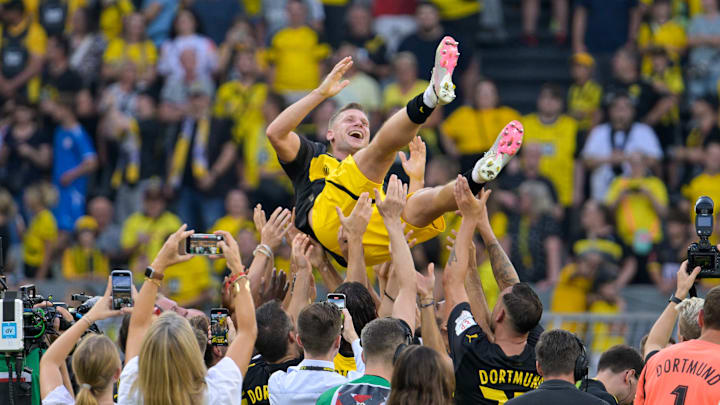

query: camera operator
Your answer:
[586,345,644,405]
[636,286,720,404]
[506,329,608,405]
[643,260,703,360]
[39,277,127,404]
[241,300,302,405]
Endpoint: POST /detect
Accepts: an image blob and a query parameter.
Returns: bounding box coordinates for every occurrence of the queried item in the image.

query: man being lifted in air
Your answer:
[267,36,524,265]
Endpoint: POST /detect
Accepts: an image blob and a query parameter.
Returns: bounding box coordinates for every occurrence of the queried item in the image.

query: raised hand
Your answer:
[375,175,408,223]
[336,192,373,238]
[259,268,289,305]
[150,224,194,272]
[399,137,427,184]
[253,204,266,233]
[454,175,491,221]
[416,263,436,300]
[676,261,701,298]
[215,230,245,275]
[260,207,292,252]
[85,277,127,323]
[291,233,313,274]
[316,56,353,98]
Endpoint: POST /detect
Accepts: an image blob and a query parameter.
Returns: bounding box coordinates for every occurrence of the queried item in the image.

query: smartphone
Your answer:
[186,234,224,255]
[327,293,346,310]
[210,308,229,346]
[111,270,134,310]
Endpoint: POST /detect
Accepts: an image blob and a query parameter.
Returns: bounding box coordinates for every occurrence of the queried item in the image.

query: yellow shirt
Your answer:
[442,106,521,155]
[99,0,134,40]
[163,255,212,306]
[382,80,429,112]
[638,20,687,76]
[0,17,47,55]
[645,66,684,125]
[333,353,356,377]
[551,263,591,333]
[23,209,58,267]
[267,26,330,93]
[241,0,261,17]
[605,176,668,246]
[213,81,268,143]
[639,0,702,19]
[209,215,255,274]
[567,80,602,132]
[431,0,481,20]
[103,38,157,75]
[522,114,578,206]
[121,211,182,269]
[61,246,110,279]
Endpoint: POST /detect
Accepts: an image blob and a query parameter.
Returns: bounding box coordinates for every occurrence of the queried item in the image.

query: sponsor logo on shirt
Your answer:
[455,310,476,336]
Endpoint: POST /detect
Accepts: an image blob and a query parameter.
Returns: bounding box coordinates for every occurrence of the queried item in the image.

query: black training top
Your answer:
[505,380,611,405]
[585,378,619,405]
[448,302,544,405]
[241,355,302,405]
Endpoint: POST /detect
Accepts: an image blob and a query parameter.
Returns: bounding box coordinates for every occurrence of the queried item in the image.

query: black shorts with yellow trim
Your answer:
[310,154,445,266]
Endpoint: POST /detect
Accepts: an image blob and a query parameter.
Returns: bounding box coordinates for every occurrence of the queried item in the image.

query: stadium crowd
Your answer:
[0,0,718,403]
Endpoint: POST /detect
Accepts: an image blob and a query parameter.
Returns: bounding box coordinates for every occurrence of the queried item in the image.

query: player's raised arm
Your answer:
[266,57,354,162]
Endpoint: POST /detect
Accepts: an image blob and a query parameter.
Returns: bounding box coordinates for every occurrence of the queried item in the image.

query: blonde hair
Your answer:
[24,182,58,209]
[518,180,554,217]
[0,188,17,217]
[72,334,121,405]
[133,312,208,405]
[677,297,704,340]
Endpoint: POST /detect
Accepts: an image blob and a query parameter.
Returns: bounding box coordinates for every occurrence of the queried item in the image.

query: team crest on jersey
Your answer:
[455,310,477,336]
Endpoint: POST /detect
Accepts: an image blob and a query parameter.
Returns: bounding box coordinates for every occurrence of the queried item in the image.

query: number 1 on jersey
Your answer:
[671,385,688,405]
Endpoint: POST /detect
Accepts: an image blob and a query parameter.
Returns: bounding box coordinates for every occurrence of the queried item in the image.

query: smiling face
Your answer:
[327,108,370,157]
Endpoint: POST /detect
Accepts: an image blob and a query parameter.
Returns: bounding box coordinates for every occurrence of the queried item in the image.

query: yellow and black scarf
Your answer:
[168,116,210,188]
[111,118,141,189]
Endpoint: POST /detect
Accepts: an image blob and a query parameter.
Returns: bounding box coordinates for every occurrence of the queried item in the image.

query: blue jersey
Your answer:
[52,124,96,192]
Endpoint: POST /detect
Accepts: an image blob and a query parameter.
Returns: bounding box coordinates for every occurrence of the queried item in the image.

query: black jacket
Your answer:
[506,379,611,405]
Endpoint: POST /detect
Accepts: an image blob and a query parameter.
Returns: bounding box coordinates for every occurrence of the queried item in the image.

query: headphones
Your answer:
[573,335,590,387]
[392,318,413,365]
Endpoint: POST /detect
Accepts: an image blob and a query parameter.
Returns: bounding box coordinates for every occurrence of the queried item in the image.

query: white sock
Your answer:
[423,79,438,108]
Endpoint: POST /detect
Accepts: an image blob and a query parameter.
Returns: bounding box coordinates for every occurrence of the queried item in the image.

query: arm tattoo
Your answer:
[486,239,520,289]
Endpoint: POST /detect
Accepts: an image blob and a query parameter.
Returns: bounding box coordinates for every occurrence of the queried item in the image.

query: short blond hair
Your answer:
[328,103,368,129]
[677,297,704,340]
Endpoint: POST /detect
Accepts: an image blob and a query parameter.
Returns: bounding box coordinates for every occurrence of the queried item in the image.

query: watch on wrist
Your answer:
[145,266,164,281]
[669,294,683,305]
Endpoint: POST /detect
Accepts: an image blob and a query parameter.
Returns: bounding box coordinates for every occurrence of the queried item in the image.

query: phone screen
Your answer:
[112,273,132,289]
[187,234,224,255]
[327,294,346,310]
[210,309,229,346]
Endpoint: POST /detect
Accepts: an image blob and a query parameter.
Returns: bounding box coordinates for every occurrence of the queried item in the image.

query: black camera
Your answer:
[687,196,720,278]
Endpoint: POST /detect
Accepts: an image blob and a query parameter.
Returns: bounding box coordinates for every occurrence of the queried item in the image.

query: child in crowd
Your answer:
[22,182,58,280]
[61,215,110,281]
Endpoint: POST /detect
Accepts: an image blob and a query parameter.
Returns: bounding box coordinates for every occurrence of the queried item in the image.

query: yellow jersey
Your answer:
[567,80,602,132]
[382,80,429,112]
[267,26,330,93]
[103,38,157,75]
[638,20,687,76]
[522,113,578,206]
[213,80,268,143]
[163,255,213,306]
[99,0,134,40]
[442,106,521,155]
[121,211,181,269]
[23,209,57,267]
[333,353,357,378]
[605,176,668,246]
[61,246,110,279]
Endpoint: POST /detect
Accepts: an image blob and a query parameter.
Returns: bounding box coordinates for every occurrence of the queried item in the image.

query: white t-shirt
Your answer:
[117,356,243,405]
[581,122,663,200]
[42,385,75,405]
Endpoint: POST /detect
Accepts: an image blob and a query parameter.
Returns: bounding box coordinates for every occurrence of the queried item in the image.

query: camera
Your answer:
[687,196,720,278]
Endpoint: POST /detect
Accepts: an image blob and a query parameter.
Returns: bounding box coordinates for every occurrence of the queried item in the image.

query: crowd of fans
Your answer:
[1,0,720,316]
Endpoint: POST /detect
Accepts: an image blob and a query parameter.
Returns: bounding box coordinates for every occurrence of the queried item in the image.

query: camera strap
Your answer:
[689,284,698,298]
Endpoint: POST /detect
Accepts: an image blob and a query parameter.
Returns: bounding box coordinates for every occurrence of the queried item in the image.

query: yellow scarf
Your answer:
[168,116,210,188]
[111,118,141,189]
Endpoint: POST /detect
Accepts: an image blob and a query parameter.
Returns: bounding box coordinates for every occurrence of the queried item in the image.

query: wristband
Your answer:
[419,299,435,309]
[669,294,683,305]
[253,243,273,259]
[384,291,396,302]
[145,277,162,288]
